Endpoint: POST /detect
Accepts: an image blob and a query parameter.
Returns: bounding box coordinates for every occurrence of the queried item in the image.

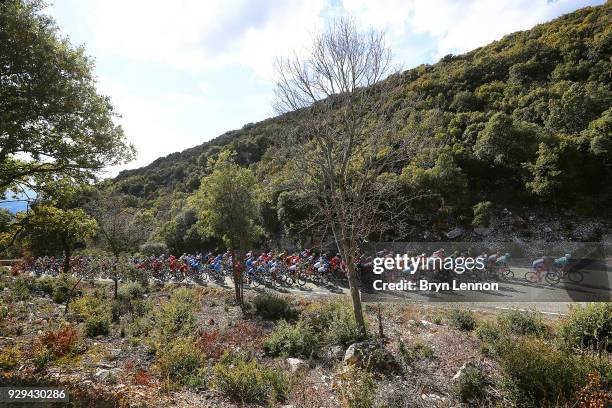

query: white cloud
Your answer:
[342,0,604,62]
[86,0,328,79]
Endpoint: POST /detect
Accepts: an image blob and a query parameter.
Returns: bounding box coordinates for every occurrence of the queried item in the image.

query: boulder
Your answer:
[473,227,491,236]
[322,345,344,364]
[343,341,397,372]
[446,227,464,239]
[285,358,308,374]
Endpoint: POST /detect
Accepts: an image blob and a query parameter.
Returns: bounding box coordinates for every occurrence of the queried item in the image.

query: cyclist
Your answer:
[554,253,572,273]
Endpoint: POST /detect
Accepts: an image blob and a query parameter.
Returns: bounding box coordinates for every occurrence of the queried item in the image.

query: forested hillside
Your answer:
[109,2,612,251]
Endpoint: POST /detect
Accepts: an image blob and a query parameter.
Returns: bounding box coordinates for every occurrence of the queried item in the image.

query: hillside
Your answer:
[109,2,612,250]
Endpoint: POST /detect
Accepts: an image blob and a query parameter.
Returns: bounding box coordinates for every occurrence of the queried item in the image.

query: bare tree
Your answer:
[89,194,154,298]
[274,18,426,336]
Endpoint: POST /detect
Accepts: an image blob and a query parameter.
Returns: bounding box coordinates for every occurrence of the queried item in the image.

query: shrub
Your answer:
[497,310,547,337]
[156,338,206,389]
[398,339,434,365]
[264,320,319,358]
[139,242,168,256]
[454,365,488,403]
[301,300,363,347]
[212,351,290,404]
[0,345,21,370]
[335,366,376,408]
[71,294,111,322]
[36,276,56,297]
[475,321,502,357]
[10,277,32,300]
[250,292,297,321]
[85,316,110,337]
[114,282,148,320]
[447,309,476,331]
[472,201,493,226]
[154,287,199,342]
[36,275,75,304]
[40,325,79,356]
[33,346,54,371]
[498,337,589,407]
[475,321,500,343]
[559,303,612,353]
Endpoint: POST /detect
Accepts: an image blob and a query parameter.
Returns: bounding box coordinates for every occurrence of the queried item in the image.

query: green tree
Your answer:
[474,113,536,167]
[19,204,97,272]
[581,108,612,162]
[0,1,134,198]
[190,151,262,305]
[524,143,563,198]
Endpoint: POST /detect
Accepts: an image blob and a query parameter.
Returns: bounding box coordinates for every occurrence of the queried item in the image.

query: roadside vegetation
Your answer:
[1,268,610,407]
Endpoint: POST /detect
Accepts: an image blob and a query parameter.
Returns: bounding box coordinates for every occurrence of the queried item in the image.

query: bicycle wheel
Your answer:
[567,270,583,283]
[295,274,306,287]
[545,271,560,285]
[501,267,514,280]
[524,271,539,283]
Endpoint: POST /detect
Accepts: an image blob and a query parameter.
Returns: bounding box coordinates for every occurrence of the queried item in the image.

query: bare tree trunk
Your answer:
[113,254,119,299]
[62,246,71,274]
[341,236,367,338]
[231,249,244,308]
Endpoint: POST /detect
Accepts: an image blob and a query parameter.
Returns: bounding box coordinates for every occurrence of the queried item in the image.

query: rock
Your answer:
[323,345,344,364]
[419,320,436,328]
[106,348,122,361]
[452,359,477,382]
[446,227,464,239]
[474,227,491,236]
[421,393,447,403]
[285,358,308,374]
[344,341,397,372]
[95,368,120,381]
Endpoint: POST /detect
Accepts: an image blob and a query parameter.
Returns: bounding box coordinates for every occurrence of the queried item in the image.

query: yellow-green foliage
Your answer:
[156,337,206,389]
[212,351,290,404]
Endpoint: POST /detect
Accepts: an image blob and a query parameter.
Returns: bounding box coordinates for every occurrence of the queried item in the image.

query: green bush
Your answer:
[154,287,199,342]
[139,242,168,256]
[447,309,476,331]
[0,345,21,370]
[475,321,502,357]
[398,339,434,365]
[156,338,206,389]
[559,303,611,353]
[301,300,363,347]
[263,320,319,358]
[32,346,54,371]
[71,294,110,321]
[497,310,547,337]
[114,282,148,320]
[498,337,589,407]
[250,292,297,321]
[454,365,488,403]
[85,316,110,337]
[472,201,493,226]
[336,366,376,408]
[213,351,290,404]
[10,277,32,300]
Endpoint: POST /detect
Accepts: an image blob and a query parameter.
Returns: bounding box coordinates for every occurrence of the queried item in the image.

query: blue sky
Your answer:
[44,0,605,176]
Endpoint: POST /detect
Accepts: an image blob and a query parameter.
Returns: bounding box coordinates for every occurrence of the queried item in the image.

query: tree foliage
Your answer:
[0,0,134,199]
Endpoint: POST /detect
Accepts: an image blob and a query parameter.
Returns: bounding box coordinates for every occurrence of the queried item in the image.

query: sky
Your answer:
[45,0,605,177]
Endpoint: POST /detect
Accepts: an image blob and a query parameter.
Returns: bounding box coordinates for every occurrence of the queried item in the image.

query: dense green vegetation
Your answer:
[103,3,611,252]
